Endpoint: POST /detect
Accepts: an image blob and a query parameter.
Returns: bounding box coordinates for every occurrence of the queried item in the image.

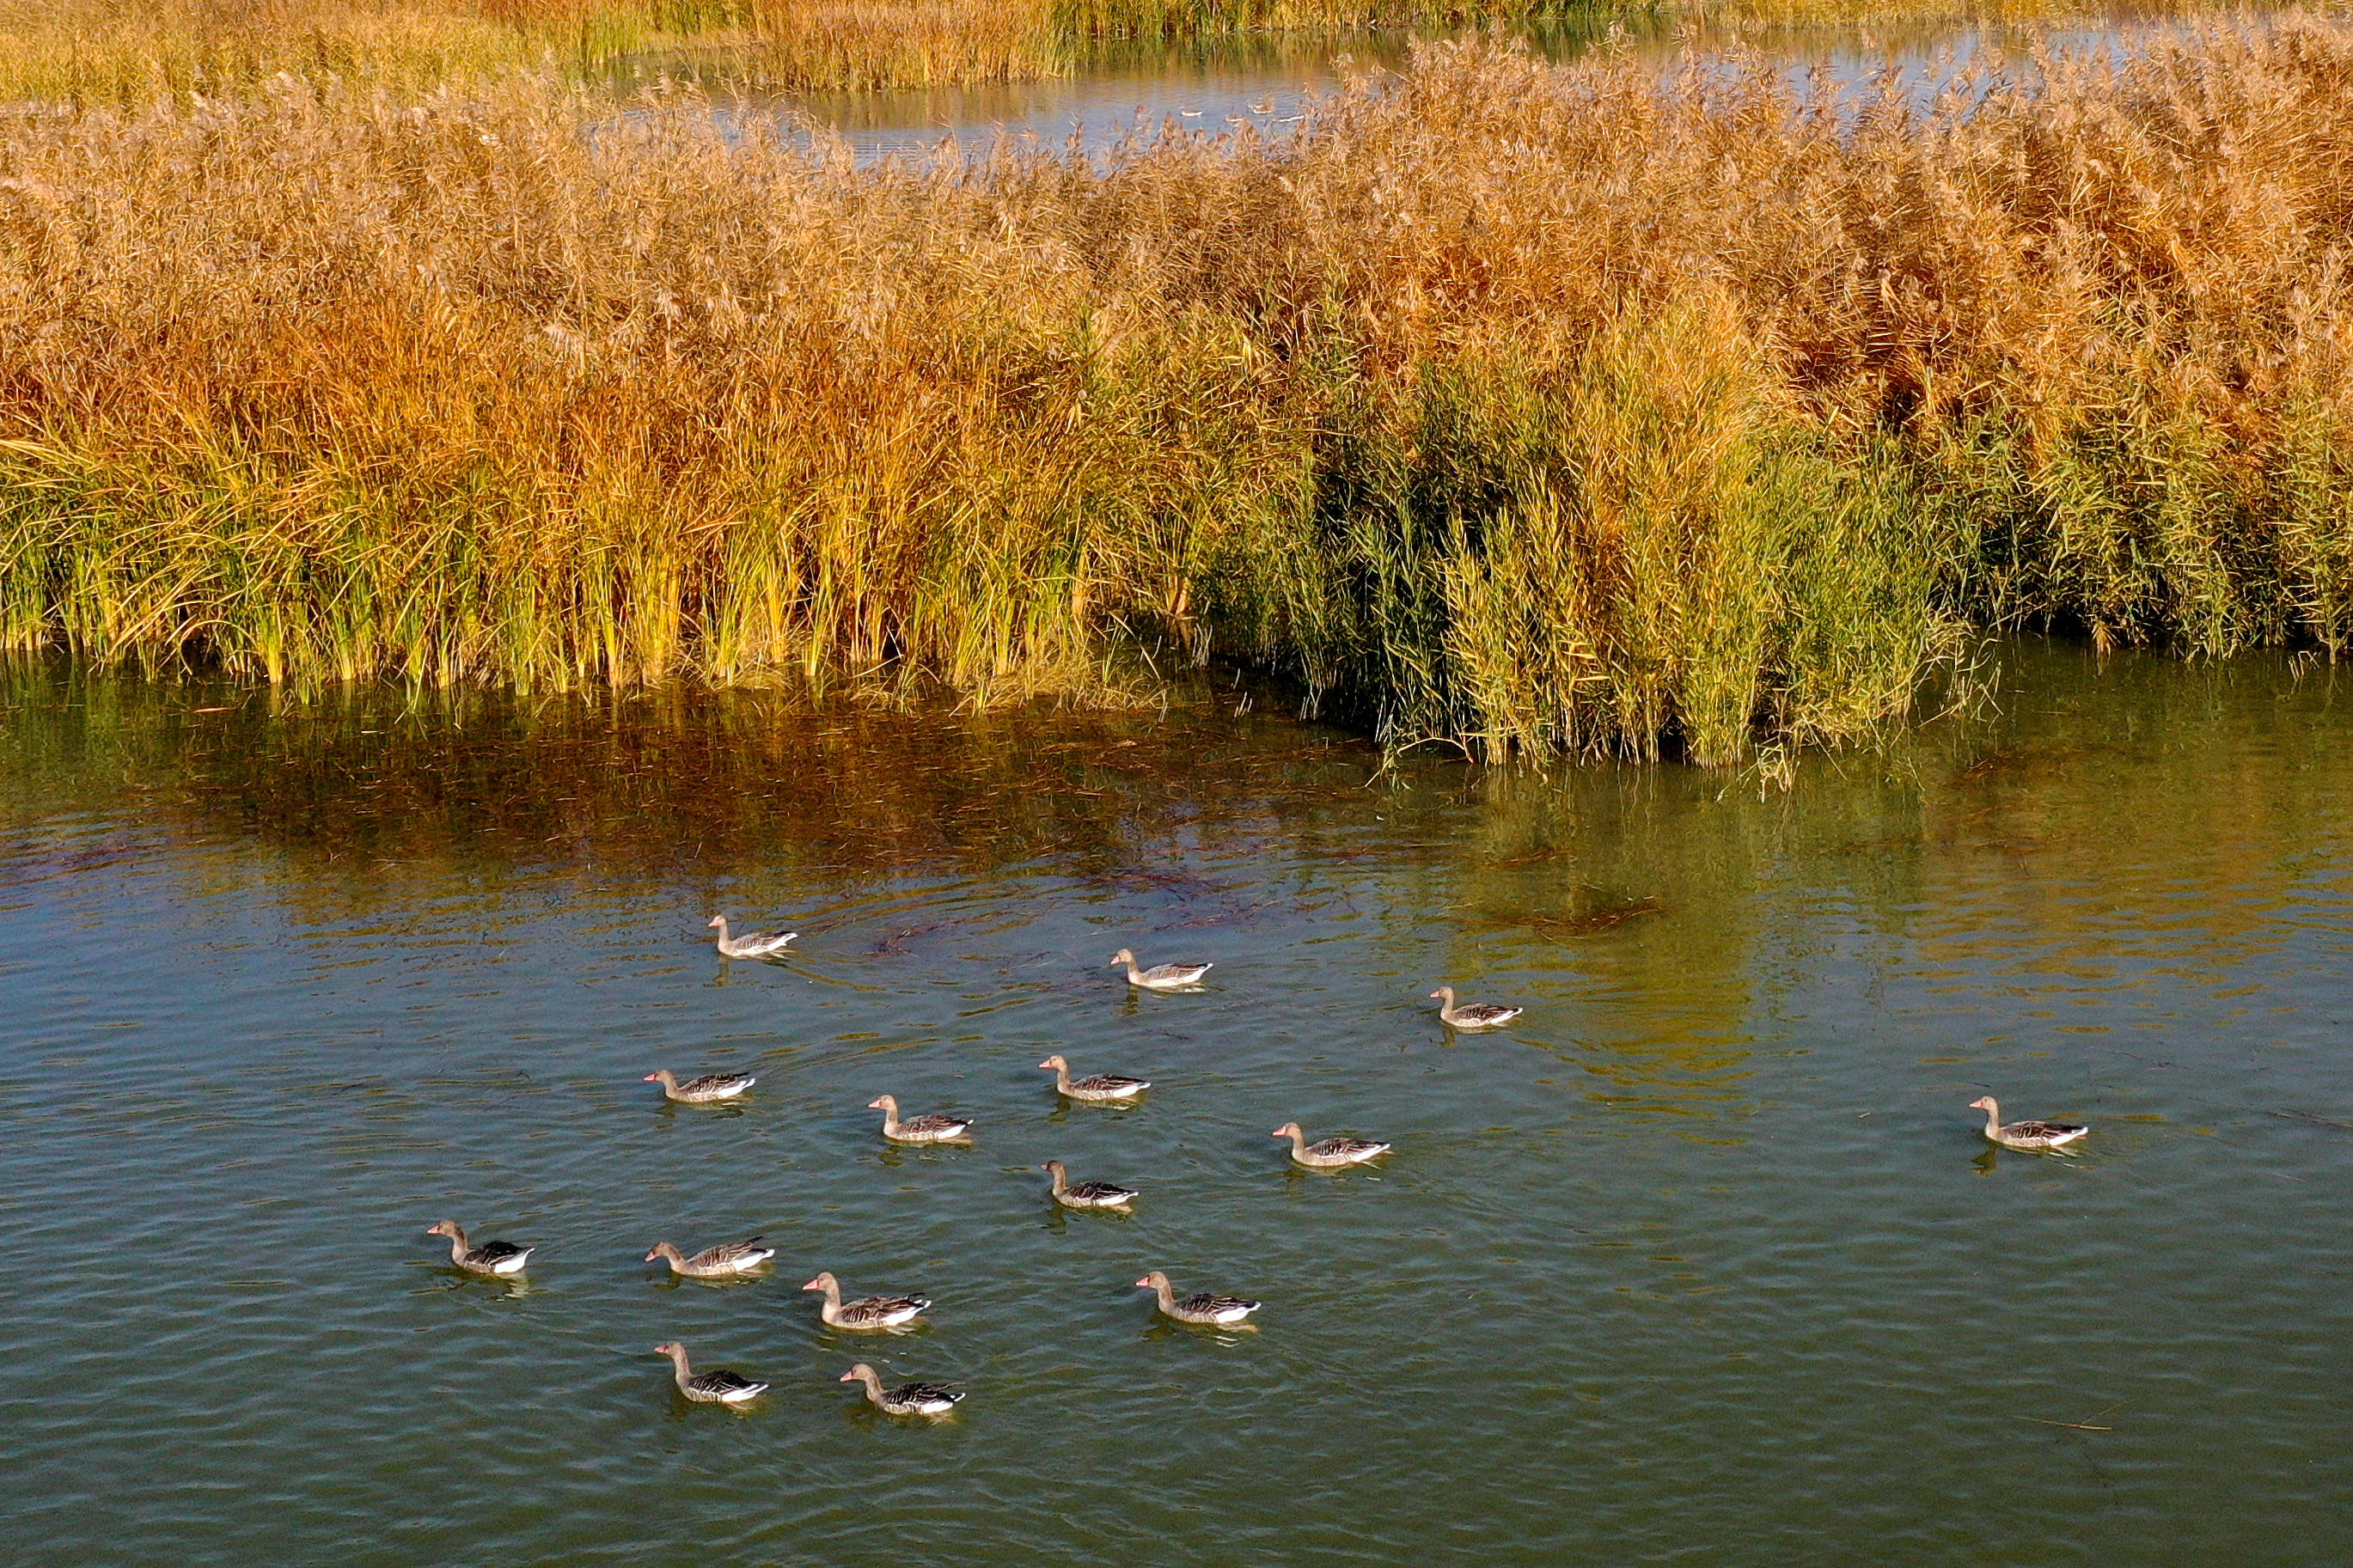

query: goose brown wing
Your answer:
[679,1072,754,1096]
[1178,1293,1258,1315]
[1072,1074,1148,1094]
[901,1114,969,1136]
[888,1382,963,1408]
[1067,1181,1138,1203]
[690,1236,769,1269]
[467,1241,529,1267]
[841,1293,930,1324]
[688,1369,763,1397]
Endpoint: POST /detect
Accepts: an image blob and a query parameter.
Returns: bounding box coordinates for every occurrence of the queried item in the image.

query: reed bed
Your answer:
[0,0,1636,103]
[4,21,2353,761]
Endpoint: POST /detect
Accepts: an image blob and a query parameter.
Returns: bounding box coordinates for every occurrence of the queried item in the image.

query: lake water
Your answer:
[684,5,2201,162]
[3,638,2350,1564]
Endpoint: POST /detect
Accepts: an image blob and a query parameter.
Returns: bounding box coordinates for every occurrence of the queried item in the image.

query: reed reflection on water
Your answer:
[2,639,2350,1565]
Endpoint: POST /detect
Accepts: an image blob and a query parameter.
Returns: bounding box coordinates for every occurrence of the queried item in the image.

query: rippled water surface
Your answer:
[3,642,2350,1565]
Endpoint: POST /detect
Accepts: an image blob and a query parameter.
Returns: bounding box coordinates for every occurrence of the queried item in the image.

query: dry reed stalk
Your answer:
[3,21,2351,760]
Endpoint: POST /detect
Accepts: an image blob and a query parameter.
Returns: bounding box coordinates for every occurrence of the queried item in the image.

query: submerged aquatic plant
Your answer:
[3,22,2352,760]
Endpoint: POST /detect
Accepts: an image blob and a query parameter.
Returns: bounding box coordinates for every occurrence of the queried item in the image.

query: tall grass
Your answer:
[0,0,1640,102]
[0,0,2132,102]
[4,21,2353,760]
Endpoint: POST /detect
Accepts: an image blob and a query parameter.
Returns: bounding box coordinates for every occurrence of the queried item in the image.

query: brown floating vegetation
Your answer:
[3,21,2353,762]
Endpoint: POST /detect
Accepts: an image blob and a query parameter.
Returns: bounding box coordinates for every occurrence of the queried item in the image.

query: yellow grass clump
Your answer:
[4,21,2353,761]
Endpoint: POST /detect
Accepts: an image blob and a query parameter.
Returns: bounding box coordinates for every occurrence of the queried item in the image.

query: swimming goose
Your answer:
[1970,1095,2090,1150]
[654,1341,767,1405]
[839,1363,963,1417]
[645,1067,756,1104]
[1429,986,1522,1029]
[646,1236,774,1278]
[1042,1160,1138,1210]
[1136,1270,1260,1326]
[1038,1054,1150,1101]
[803,1272,931,1330]
[869,1095,970,1144]
[708,915,797,960]
[1109,949,1212,990]
[424,1220,533,1276]
[1271,1121,1390,1168]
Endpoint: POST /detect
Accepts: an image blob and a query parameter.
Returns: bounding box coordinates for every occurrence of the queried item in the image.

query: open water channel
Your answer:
[3,638,2349,1564]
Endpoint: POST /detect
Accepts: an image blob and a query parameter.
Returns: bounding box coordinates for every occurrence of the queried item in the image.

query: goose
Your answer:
[708,915,796,960]
[645,1236,774,1278]
[803,1271,931,1331]
[424,1220,532,1276]
[1042,1160,1138,1210]
[1109,949,1212,991]
[839,1363,963,1417]
[1430,986,1522,1030]
[1136,1270,1259,1327]
[1970,1095,2089,1151]
[653,1341,767,1405]
[1271,1121,1390,1168]
[1037,1054,1150,1102]
[869,1095,970,1144]
[645,1067,756,1104]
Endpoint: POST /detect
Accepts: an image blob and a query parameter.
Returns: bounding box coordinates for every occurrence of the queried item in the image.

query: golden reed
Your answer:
[3,21,2351,760]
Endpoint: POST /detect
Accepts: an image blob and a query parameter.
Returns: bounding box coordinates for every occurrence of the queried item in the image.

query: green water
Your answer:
[3,641,2349,1564]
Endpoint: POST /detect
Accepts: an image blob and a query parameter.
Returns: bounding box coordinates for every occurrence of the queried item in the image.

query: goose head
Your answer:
[1037,1054,1068,1071]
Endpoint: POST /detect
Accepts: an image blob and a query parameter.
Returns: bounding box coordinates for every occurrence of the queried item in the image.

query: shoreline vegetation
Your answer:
[4,17,2353,762]
[0,0,2099,102]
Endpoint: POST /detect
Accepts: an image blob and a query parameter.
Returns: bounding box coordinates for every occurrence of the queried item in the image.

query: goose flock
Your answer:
[421,912,2091,1417]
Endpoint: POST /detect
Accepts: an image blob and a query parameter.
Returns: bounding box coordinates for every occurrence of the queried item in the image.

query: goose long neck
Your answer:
[815,1276,842,1311]
[665,1345,693,1385]
[1981,1100,2002,1137]
[712,918,729,942]
[875,1102,899,1136]
[651,1070,676,1089]
[1120,954,1143,982]
[1051,1063,1073,1092]
[1282,1127,1308,1156]
[1152,1276,1176,1311]
[442,1225,469,1265]
[653,1243,683,1267]
[1047,1164,1067,1196]
[853,1367,883,1400]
